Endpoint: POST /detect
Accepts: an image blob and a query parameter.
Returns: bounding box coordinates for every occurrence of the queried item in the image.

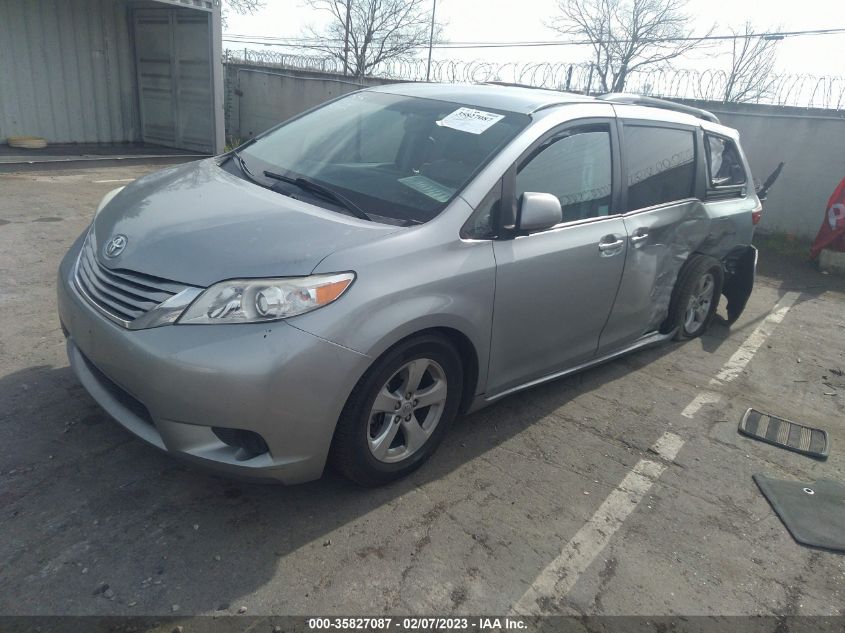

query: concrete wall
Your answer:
[223,64,845,239]
[680,100,845,239]
[224,63,400,143]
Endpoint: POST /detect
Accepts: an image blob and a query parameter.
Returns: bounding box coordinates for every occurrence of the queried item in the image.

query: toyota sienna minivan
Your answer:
[57,83,760,485]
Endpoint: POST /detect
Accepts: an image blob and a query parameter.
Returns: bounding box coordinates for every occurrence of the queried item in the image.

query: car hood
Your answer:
[92,159,401,287]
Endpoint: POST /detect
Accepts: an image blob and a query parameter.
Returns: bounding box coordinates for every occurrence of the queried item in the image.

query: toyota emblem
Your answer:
[104,234,128,258]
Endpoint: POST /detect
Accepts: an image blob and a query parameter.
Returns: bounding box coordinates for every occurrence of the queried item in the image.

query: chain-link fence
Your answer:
[224,49,845,111]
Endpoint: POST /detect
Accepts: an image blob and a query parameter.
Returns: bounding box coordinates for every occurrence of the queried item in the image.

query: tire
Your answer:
[329,333,464,486]
[665,254,724,340]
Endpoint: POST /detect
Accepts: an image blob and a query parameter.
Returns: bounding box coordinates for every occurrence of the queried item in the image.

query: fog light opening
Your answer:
[212,427,270,460]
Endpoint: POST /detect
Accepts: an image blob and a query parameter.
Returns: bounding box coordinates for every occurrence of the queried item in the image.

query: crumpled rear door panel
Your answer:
[597,199,710,354]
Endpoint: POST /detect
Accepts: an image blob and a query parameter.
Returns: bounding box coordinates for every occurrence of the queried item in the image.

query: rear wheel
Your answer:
[665,255,724,340]
[330,334,463,486]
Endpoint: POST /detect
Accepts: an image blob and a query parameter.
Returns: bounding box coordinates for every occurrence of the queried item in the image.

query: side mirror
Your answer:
[517,192,562,232]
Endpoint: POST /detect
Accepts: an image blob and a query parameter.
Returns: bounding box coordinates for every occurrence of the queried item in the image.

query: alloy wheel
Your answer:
[684,272,715,334]
[367,358,448,463]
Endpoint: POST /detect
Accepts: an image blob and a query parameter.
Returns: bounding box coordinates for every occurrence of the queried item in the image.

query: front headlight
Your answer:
[94,186,125,217]
[177,273,355,324]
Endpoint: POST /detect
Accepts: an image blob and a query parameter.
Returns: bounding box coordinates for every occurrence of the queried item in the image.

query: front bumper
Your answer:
[57,233,370,484]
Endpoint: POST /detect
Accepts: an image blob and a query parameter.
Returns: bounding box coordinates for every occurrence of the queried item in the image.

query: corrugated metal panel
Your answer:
[147,0,215,10]
[133,9,176,146]
[0,0,139,143]
[133,7,214,152]
[175,10,213,151]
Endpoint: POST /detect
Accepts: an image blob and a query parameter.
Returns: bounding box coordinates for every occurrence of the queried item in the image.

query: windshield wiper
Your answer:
[229,151,265,185]
[263,170,372,222]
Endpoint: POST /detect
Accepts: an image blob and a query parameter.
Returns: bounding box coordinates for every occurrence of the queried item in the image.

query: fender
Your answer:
[290,292,492,399]
[357,310,484,412]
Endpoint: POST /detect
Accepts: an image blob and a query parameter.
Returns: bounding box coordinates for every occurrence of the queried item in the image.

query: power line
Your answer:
[223,26,845,50]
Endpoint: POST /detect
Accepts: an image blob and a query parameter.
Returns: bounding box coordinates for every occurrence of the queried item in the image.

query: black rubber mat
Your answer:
[739,408,829,459]
[753,475,845,553]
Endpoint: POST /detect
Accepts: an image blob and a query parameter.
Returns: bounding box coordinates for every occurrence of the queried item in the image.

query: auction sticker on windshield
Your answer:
[437,107,505,134]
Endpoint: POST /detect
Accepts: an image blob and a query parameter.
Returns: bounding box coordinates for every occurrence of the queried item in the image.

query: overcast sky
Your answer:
[223,0,845,77]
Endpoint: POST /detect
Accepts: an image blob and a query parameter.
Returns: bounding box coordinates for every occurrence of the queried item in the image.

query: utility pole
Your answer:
[343,0,351,76]
[426,0,436,81]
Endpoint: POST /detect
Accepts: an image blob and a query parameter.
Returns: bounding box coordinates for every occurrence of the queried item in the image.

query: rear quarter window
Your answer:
[706,135,747,187]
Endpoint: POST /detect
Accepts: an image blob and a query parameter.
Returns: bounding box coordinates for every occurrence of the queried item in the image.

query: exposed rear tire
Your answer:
[329,333,463,486]
[665,254,724,340]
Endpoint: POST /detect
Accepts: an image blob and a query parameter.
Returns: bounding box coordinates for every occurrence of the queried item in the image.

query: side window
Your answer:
[624,126,696,211]
[516,128,612,223]
[706,135,746,187]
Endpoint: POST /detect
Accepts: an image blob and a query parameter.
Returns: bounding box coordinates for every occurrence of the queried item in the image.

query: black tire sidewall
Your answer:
[669,256,725,340]
[332,334,463,485]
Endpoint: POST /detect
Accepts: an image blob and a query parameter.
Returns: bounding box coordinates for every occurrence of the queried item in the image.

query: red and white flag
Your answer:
[810,177,845,259]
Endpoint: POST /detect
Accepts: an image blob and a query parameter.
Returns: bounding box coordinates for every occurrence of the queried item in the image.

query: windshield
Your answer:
[237,91,530,224]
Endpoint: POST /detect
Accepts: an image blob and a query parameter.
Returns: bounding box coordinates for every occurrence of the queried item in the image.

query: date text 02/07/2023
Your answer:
[306,617,528,630]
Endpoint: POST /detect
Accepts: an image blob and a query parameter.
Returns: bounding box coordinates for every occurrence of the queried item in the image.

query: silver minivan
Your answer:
[57,83,760,485]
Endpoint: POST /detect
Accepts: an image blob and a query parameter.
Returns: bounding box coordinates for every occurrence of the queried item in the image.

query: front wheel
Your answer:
[329,334,463,486]
[665,255,724,340]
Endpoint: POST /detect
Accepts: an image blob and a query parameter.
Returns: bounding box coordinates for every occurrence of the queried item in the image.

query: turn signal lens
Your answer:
[316,279,352,304]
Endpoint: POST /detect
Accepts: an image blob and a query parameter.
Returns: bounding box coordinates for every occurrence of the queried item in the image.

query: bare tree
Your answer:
[222,0,265,28]
[226,0,264,12]
[549,0,712,93]
[722,22,779,103]
[305,0,442,78]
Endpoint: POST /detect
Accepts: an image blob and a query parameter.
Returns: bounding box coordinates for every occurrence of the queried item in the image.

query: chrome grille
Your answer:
[74,233,189,326]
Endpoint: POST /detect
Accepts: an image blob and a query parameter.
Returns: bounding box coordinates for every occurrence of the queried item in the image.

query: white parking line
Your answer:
[513,292,799,614]
[712,292,799,383]
[650,431,685,461]
[682,292,799,418]
[92,178,135,183]
[512,432,684,615]
[680,390,720,418]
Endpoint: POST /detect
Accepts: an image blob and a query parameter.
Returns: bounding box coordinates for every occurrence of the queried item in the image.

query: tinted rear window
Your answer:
[624,126,696,210]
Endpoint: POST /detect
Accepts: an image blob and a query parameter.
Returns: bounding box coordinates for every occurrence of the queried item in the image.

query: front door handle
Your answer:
[598,235,625,255]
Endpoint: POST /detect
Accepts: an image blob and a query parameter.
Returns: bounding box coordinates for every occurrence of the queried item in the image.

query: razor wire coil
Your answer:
[224,49,845,111]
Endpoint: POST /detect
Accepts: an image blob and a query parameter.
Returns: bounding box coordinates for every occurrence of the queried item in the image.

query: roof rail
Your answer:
[597,93,720,124]
[483,81,557,91]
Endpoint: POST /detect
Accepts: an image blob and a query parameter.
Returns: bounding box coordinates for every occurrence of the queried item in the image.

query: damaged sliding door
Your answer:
[597,122,710,354]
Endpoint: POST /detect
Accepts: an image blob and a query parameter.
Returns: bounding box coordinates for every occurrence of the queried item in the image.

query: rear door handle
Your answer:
[630,230,649,244]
